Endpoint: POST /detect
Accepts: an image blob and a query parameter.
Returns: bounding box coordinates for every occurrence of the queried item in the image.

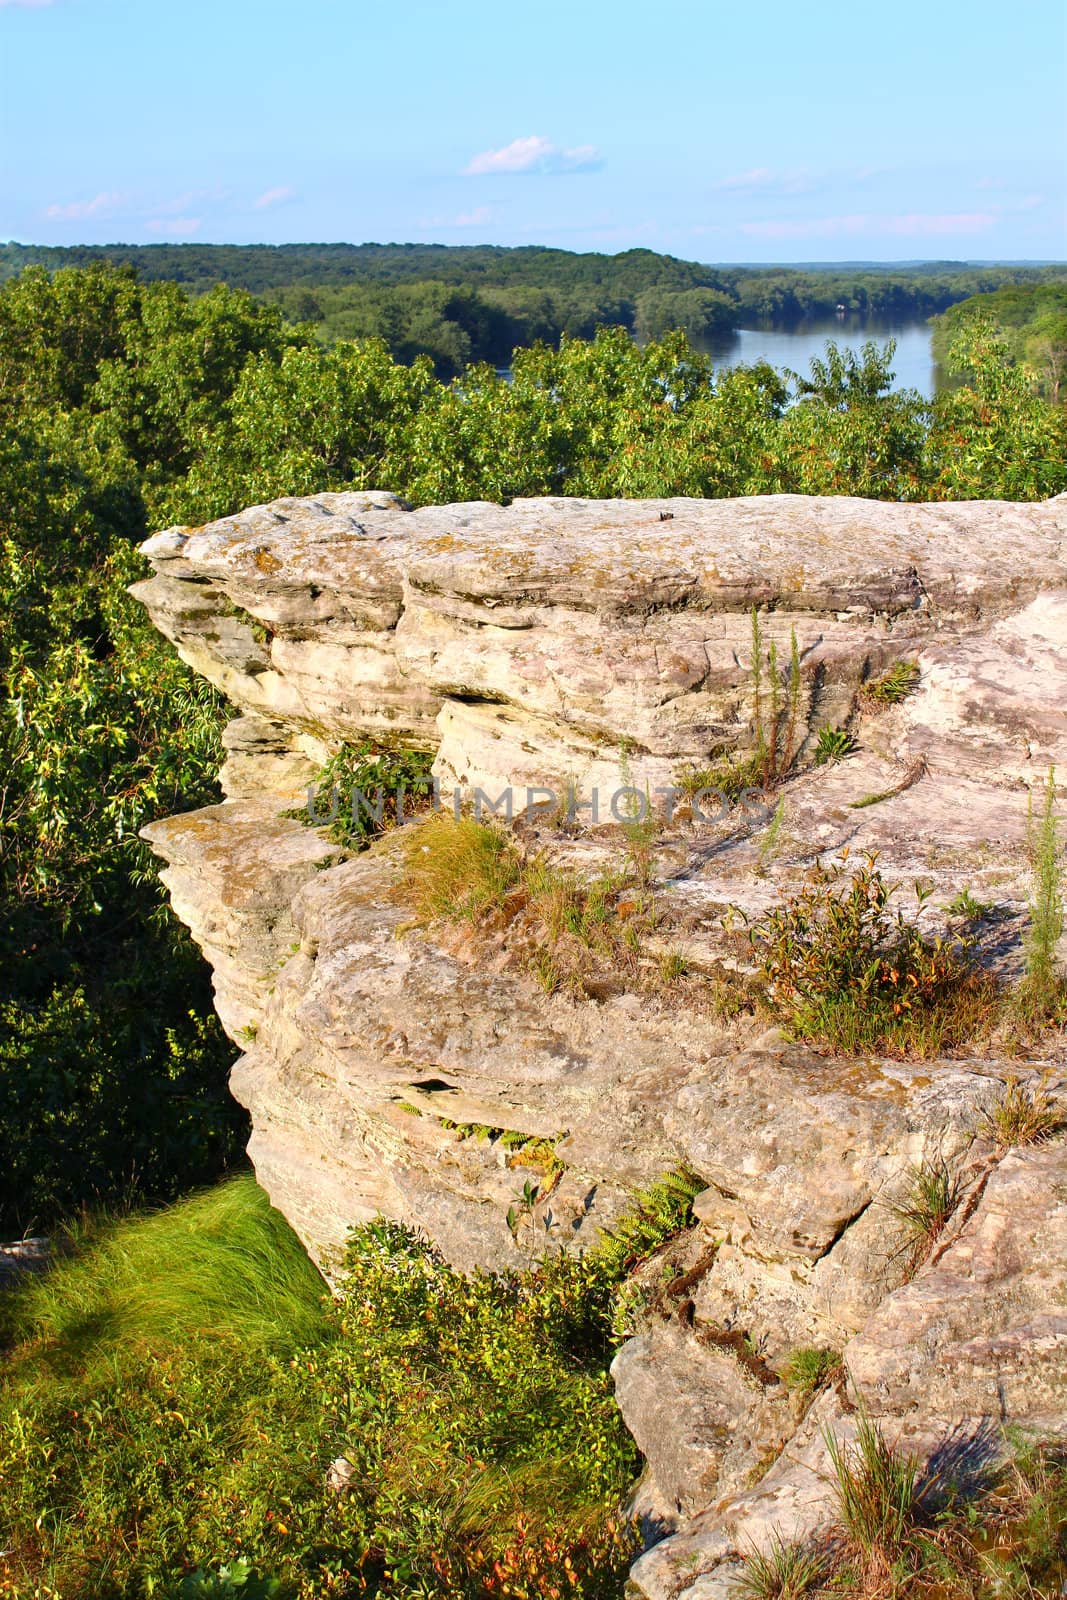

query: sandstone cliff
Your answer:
[135,491,1067,1597]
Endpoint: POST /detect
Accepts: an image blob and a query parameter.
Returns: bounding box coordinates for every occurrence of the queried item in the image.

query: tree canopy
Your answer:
[0,260,1064,1231]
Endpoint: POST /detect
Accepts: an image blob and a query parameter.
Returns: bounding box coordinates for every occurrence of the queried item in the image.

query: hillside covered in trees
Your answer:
[2,242,1063,376]
[933,280,1067,401]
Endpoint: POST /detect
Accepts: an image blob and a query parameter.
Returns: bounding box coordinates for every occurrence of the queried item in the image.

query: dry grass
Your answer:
[396,815,671,999]
[981,1074,1063,1149]
[399,815,523,923]
[738,1422,1067,1600]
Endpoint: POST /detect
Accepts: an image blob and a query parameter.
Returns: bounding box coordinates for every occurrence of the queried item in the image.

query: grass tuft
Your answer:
[981,1073,1062,1149]
[814,725,856,765]
[658,947,691,984]
[888,1159,961,1273]
[946,886,993,922]
[749,1432,1067,1599]
[400,814,523,923]
[861,660,921,708]
[825,1412,924,1571]
[781,1345,843,1400]
[737,1534,829,1598]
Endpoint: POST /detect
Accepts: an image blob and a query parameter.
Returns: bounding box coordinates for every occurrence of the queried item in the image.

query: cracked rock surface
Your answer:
[135,491,1067,1596]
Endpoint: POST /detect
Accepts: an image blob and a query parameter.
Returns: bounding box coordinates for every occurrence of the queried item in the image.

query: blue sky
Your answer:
[2,0,1063,262]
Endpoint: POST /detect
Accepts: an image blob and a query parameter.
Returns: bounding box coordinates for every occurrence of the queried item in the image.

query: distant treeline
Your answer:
[2,242,1064,377]
[933,282,1067,402]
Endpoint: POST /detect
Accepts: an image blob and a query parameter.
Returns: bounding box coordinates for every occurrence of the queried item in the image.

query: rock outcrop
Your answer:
[135,491,1067,1595]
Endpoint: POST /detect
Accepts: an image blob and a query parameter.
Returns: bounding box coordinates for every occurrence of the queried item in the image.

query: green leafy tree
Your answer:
[925,316,1067,500]
[780,341,929,499]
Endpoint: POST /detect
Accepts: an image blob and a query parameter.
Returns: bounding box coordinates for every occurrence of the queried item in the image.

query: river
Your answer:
[695,315,938,398]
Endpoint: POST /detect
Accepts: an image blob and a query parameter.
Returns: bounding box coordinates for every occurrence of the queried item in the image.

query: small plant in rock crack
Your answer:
[1019,766,1066,1023]
[814,725,856,765]
[945,886,993,923]
[295,740,435,849]
[861,658,921,708]
[756,794,787,876]
[736,1533,830,1598]
[595,1169,704,1278]
[888,1158,961,1273]
[781,1345,844,1400]
[506,1176,541,1239]
[981,1072,1062,1148]
[750,607,804,789]
[747,853,998,1056]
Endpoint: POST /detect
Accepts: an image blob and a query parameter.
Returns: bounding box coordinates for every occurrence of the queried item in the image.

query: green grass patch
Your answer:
[0,1175,646,1599]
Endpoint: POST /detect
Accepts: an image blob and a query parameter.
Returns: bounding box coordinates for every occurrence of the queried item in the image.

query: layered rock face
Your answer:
[136,491,1067,1597]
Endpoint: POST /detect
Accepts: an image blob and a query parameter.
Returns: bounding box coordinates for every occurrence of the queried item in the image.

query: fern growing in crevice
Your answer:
[595,1168,704,1278]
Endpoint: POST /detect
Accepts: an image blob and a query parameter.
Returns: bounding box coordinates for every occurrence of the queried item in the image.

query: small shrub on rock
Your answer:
[747,853,998,1057]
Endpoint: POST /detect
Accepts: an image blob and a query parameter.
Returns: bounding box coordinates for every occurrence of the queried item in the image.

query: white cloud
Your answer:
[464,135,602,176]
[43,186,228,229]
[712,167,774,191]
[153,187,229,217]
[45,190,131,221]
[254,184,297,211]
[739,210,998,240]
[852,164,890,183]
[146,216,201,236]
[711,167,817,196]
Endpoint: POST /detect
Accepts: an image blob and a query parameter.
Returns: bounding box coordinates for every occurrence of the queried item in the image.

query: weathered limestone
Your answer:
[626,1141,1067,1599]
[134,491,1067,1597]
[133,489,1067,797]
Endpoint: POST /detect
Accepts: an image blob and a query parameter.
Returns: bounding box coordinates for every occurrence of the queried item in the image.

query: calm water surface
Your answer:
[697,316,937,398]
